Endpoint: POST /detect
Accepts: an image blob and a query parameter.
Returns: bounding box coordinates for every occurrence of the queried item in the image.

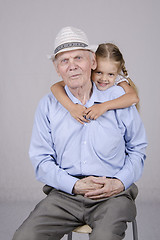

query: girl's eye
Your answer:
[96,71,102,75]
[109,73,114,76]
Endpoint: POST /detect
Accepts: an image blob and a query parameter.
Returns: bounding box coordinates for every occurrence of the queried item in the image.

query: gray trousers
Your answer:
[12,184,138,240]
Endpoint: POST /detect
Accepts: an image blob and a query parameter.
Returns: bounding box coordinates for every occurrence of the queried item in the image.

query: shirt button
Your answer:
[84,141,87,144]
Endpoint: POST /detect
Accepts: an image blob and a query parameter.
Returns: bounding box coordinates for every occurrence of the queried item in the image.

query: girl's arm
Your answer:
[85,81,139,120]
[51,81,89,124]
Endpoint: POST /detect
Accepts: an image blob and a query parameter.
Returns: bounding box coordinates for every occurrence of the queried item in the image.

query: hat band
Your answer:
[54,42,88,55]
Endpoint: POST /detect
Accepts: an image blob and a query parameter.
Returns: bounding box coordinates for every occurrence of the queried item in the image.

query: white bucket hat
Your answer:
[48,26,97,60]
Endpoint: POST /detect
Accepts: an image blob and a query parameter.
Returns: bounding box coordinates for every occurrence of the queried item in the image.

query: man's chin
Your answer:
[68,79,84,88]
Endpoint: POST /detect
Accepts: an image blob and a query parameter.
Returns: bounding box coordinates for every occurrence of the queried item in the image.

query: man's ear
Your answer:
[91,53,97,70]
[53,60,61,76]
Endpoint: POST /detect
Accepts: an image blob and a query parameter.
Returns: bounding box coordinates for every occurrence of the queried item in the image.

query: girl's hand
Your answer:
[70,104,90,124]
[85,103,109,120]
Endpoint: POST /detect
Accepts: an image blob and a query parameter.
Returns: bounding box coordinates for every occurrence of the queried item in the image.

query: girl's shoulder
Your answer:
[108,85,125,99]
[96,85,125,102]
[115,75,129,85]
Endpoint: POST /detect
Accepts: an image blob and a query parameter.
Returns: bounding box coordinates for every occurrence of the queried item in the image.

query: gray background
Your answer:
[0,0,160,239]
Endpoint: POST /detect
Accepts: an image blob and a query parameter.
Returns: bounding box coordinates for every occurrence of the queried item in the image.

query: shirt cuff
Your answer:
[57,173,79,194]
[113,170,134,190]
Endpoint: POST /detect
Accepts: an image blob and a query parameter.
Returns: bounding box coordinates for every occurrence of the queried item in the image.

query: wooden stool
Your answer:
[67,219,138,240]
[67,225,92,240]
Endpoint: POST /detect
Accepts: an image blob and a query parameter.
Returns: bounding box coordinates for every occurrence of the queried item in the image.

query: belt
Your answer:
[74,175,89,179]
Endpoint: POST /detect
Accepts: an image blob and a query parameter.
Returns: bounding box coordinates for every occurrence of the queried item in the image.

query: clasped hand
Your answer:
[73,176,124,200]
[70,103,108,124]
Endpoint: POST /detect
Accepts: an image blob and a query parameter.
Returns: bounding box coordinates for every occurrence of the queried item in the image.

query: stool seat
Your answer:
[73,224,92,233]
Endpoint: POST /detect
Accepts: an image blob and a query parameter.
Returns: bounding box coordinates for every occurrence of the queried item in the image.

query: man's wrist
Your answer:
[112,177,125,191]
[72,179,80,195]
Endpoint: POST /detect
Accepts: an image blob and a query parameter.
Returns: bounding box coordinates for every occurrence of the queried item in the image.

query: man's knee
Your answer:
[12,223,64,240]
[107,195,137,222]
[90,222,127,240]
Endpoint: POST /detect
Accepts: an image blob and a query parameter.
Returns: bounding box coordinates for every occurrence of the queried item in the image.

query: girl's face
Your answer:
[92,57,120,91]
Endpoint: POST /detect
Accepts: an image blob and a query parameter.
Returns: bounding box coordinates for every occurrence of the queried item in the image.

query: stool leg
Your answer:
[67,232,72,240]
[132,219,138,240]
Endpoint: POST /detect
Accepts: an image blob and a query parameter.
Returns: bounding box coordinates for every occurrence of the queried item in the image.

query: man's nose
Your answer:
[68,59,77,70]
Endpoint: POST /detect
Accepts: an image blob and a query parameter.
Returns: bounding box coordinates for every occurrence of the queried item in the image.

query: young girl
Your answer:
[51,43,139,124]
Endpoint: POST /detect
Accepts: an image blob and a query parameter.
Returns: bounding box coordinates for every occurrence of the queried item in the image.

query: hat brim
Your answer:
[48,45,98,60]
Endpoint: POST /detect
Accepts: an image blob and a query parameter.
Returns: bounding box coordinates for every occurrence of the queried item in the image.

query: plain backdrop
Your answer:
[0,0,160,203]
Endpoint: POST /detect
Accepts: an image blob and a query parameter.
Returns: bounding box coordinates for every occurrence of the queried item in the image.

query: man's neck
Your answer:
[69,81,92,105]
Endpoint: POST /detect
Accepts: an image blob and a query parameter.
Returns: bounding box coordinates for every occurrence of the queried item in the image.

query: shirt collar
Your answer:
[64,82,102,107]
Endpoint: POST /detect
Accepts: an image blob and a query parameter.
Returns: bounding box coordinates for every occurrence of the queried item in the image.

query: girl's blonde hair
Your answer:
[95,43,139,110]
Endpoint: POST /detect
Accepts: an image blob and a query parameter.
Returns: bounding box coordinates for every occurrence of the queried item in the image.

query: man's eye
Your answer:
[61,59,68,63]
[75,56,82,60]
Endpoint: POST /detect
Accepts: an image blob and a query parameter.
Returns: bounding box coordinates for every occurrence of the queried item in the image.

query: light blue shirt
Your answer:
[29,83,147,194]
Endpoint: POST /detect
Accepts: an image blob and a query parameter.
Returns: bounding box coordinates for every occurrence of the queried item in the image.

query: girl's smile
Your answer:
[92,57,119,91]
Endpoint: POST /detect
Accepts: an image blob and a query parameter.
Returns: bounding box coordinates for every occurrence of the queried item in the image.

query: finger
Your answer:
[92,176,107,185]
[87,191,114,199]
[88,115,94,120]
[89,115,95,120]
[89,113,100,120]
[86,193,108,199]
[77,118,84,124]
[93,114,98,120]
[85,110,92,118]
[85,188,105,198]
[76,116,90,124]
[86,113,94,120]
[84,108,91,115]
[80,116,90,123]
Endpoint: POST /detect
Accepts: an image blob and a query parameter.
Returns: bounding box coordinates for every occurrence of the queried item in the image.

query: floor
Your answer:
[1,199,159,240]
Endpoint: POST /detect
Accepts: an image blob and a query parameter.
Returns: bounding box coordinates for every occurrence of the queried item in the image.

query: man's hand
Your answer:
[84,177,124,199]
[73,176,103,195]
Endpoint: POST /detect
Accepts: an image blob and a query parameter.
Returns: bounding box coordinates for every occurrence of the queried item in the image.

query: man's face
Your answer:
[54,50,96,90]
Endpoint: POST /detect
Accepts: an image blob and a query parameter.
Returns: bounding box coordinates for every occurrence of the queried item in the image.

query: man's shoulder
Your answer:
[39,92,56,104]
[36,92,57,112]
